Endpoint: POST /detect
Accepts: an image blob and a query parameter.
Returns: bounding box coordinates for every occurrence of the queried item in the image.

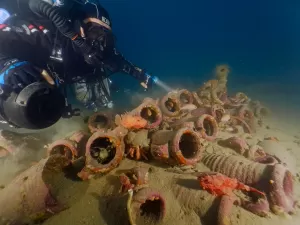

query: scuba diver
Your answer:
[0,0,157,130]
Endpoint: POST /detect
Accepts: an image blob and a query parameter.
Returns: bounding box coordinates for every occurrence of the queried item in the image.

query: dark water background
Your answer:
[101,0,300,126]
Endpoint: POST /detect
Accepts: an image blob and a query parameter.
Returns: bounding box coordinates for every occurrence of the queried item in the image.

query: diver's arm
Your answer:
[107,49,148,82]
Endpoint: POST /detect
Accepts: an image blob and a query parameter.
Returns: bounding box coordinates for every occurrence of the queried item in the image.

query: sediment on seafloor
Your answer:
[3,64,300,225]
[0,155,87,224]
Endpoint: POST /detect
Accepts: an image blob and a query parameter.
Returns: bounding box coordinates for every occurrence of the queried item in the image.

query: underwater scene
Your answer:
[0,0,299,225]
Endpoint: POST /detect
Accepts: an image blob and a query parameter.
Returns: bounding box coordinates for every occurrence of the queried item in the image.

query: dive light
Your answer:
[140,73,158,89]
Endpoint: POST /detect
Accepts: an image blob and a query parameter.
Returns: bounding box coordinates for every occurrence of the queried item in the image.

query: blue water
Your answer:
[101,0,300,122]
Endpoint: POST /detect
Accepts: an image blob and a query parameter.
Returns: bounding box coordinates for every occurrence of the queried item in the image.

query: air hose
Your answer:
[28,0,90,52]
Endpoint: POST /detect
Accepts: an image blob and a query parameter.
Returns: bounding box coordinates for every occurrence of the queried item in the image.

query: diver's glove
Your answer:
[0,60,55,93]
[136,69,154,91]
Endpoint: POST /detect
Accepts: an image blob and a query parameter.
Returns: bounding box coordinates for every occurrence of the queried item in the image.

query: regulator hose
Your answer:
[28,0,90,52]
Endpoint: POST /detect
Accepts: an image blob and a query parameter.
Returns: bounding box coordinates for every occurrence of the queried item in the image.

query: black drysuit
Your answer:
[0,0,147,87]
[0,0,149,129]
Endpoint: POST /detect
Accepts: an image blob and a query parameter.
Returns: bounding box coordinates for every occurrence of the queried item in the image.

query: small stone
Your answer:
[183,169,195,174]
[225,127,234,132]
[180,165,193,171]
[149,167,154,173]
[266,126,270,129]
[221,114,230,122]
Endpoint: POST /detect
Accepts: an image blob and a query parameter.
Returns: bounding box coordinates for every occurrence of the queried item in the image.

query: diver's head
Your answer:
[1,82,66,129]
[71,1,115,58]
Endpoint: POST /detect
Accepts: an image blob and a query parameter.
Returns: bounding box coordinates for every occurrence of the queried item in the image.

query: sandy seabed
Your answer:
[0,69,300,225]
[0,107,300,225]
[36,115,300,225]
